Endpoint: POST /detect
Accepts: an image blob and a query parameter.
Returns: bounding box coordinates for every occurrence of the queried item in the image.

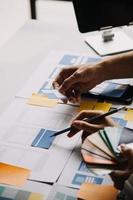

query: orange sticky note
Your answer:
[78,183,118,200]
[0,163,30,186]
[27,93,57,107]
[79,101,96,111]
[94,102,112,112]
[125,109,133,121]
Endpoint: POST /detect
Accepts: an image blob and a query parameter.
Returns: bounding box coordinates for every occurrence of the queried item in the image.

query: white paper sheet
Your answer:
[58,143,113,189]
[0,98,80,183]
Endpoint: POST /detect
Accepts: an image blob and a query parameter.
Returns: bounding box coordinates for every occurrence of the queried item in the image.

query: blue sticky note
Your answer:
[32,129,55,149]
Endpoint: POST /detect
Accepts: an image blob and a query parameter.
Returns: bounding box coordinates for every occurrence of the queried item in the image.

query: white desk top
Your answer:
[0,0,132,114]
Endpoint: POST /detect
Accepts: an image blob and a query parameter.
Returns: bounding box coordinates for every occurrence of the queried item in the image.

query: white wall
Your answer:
[0,0,30,48]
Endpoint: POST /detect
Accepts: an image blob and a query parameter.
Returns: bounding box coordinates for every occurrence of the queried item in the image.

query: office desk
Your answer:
[0,1,96,114]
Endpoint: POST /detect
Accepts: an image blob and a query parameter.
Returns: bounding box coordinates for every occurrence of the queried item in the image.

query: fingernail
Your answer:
[67,132,74,138]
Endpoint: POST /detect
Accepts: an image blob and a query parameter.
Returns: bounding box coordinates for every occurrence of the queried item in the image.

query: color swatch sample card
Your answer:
[0,185,43,200]
[81,127,125,169]
[32,129,55,149]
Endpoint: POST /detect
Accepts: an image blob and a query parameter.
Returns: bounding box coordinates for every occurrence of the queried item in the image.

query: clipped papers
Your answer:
[0,163,30,186]
[78,183,118,200]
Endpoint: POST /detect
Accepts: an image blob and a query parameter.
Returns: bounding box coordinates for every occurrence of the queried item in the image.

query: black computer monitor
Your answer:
[72,0,133,33]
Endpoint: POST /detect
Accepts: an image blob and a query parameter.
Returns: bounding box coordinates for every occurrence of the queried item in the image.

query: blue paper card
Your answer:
[101,83,128,98]
[32,129,55,149]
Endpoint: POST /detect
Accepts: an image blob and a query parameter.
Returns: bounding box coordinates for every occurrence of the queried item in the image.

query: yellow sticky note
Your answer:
[78,183,118,200]
[0,163,30,187]
[94,102,112,112]
[28,193,44,200]
[79,101,96,111]
[125,109,133,121]
[27,93,57,107]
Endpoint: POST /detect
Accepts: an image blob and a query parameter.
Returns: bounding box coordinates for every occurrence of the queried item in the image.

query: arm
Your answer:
[101,51,133,80]
[53,51,133,102]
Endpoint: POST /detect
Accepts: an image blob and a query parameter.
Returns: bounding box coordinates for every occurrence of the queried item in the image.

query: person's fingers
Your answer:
[121,144,133,159]
[67,120,104,138]
[81,131,90,142]
[67,110,116,138]
[67,125,80,138]
[67,110,103,138]
[105,116,118,127]
[73,110,104,122]
[110,170,131,190]
[59,70,83,94]
[67,88,81,103]
[53,67,78,90]
[120,144,133,170]
[73,120,105,132]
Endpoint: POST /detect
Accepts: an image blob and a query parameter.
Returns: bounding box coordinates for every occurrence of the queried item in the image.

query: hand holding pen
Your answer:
[67,110,117,139]
[51,106,125,139]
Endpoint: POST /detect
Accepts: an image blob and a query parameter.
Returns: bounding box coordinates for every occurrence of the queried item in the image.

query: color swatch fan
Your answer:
[81,127,125,170]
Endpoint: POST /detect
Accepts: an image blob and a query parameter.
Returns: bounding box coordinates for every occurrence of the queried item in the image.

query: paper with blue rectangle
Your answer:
[101,83,128,97]
[32,129,55,149]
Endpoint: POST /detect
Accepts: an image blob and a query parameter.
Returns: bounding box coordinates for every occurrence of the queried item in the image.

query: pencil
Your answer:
[50,106,126,137]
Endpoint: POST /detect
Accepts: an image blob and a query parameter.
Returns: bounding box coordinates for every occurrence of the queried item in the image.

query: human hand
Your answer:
[52,63,105,103]
[110,145,133,190]
[67,110,116,140]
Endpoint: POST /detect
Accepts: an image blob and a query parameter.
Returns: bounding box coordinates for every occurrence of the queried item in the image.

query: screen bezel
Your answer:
[72,0,133,33]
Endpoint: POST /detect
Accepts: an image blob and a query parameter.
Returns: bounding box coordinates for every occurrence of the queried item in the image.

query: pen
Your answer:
[50,106,126,137]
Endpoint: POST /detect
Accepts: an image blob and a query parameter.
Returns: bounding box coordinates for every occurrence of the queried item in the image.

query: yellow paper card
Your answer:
[28,193,44,200]
[78,183,118,200]
[27,93,57,107]
[94,102,112,112]
[125,109,133,121]
[0,163,30,187]
[79,101,96,111]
